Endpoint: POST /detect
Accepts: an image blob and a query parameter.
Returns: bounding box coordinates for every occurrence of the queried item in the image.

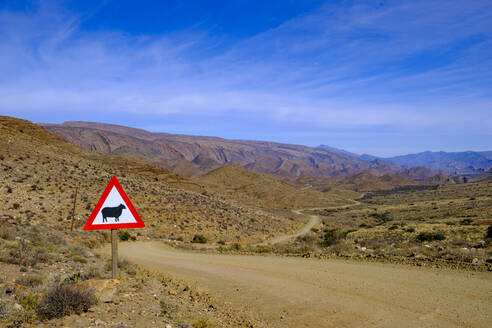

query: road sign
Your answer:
[83,176,145,231]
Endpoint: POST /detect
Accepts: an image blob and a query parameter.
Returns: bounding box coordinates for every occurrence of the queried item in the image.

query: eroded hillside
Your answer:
[41,121,404,179]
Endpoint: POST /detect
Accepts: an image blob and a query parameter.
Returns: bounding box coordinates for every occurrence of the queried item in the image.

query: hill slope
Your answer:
[41,121,403,179]
[199,165,354,209]
[1,116,300,243]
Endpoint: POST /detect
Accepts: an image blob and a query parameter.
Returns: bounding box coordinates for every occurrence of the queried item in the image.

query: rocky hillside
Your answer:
[1,116,302,244]
[296,171,416,192]
[41,121,404,180]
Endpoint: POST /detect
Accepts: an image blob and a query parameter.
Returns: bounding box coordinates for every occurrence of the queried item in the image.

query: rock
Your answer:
[361,247,367,252]
[13,303,22,310]
[166,325,172,328]
[88,307,96,312]
[60,316,75,326]
[179,324,191,328]
[472,258,479,264]
[168,291,177,296]
[94,319,105,326]
[78,279,119,303]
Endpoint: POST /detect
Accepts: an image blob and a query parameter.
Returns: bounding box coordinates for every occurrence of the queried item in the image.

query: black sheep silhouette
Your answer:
[102,204,126,222]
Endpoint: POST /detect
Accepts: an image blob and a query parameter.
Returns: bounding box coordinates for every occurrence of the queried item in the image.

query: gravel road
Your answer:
[119,242,492,328]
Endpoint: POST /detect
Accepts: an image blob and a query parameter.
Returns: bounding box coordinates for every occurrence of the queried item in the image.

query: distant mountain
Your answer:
[316,145,359,157]
[384,151,492,175]
[359,154,379,162]
[41,121,405,179]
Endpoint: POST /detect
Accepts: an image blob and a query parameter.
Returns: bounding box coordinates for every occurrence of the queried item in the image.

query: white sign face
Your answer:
[91,186,137,225]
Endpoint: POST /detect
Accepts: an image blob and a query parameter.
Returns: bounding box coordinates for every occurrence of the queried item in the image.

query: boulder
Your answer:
[78,279,119,303]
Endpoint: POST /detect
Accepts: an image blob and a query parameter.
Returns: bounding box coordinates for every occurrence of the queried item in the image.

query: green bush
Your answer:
[37,283,96,320]
[192,234,207,244]
[19,294,38,311]
[118,230,131,241]
[416,231,446,242]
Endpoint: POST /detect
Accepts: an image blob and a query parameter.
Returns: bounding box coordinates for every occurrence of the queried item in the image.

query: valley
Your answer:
[0,115,491,327]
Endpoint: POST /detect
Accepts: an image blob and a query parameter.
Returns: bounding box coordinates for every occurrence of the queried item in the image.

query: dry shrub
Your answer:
[329,240,352,256]
[6,240,50,267]
[104,257,136,275]
[320,228,347,247]
[37,283,96,320]
[0,226,14,240]
[72,255,88,263]
[359,238,387,250]
[16,274,44,287]
[0,299,9,318]
[192,317,217,328]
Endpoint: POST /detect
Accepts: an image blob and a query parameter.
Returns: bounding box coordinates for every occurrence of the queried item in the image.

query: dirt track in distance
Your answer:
[118,242,492,328]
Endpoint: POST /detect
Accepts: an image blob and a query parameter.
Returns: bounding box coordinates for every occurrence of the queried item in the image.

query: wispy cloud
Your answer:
[0,0,490,155]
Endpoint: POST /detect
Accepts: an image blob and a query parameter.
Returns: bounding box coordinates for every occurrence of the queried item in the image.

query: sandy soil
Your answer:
[119,242,492,328]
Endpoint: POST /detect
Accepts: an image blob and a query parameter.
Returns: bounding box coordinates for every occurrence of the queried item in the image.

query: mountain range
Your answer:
[41,121,404,179]
[41,121,491,180]
[380,151,492,175]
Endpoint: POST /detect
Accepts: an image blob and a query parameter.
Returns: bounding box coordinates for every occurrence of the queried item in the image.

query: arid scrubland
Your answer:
[0,116,491,327]
[0,116,296,327]
[247,181,492,270]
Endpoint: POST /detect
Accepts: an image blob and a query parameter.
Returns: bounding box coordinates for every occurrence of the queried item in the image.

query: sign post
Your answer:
[83,176,145,279]
[111,229,118,279]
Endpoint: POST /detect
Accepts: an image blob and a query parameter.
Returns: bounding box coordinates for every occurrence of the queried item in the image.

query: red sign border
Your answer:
[83,176,145,230]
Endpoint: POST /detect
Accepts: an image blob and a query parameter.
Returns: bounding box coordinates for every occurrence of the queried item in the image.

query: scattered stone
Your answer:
[13,303,22,310]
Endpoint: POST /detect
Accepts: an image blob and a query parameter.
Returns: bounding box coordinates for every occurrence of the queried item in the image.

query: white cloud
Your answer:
[0,0,491,151]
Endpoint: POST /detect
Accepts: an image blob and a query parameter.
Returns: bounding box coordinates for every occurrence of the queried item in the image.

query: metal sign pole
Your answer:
[111,229,118,279]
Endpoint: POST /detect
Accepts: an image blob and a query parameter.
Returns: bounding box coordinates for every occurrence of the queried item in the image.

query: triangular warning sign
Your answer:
[84,176,145,230]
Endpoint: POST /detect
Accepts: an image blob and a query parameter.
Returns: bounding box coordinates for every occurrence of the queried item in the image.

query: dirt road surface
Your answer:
[262,210,320,245]
[119,242,492,328]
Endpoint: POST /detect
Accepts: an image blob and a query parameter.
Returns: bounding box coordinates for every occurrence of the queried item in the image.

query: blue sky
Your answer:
[0,0,491,156]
